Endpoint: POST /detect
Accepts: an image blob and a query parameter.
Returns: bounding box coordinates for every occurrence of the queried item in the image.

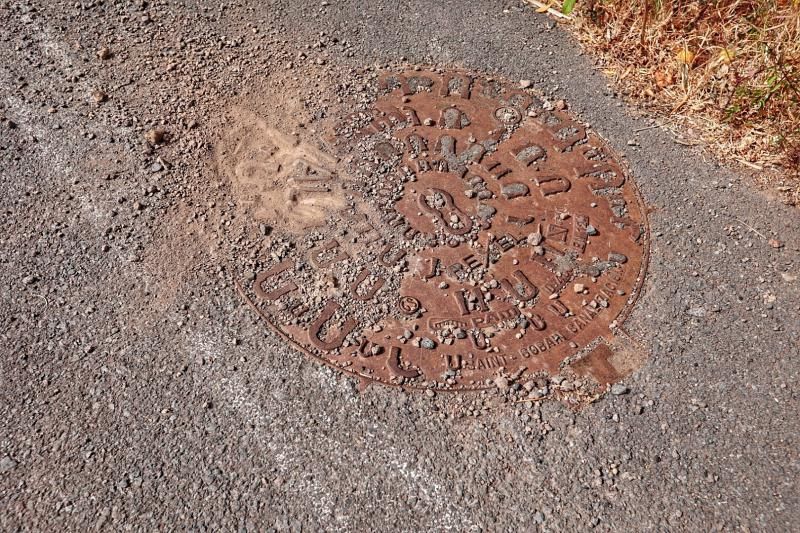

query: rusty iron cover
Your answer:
[231,68,650,392]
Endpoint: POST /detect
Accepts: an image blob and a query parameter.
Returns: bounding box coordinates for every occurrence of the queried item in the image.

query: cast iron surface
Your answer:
[241,69,650,390]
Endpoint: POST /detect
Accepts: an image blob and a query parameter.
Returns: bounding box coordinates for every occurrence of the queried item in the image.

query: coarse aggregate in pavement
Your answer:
[0,0,798,531]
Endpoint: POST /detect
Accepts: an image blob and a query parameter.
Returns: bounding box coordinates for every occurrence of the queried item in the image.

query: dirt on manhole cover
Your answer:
[224,68,650,393]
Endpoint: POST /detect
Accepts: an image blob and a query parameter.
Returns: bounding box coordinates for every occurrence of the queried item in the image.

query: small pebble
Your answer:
[501,182,529,199]
[527,232,543,246]
[145,127,167,145]
[0,456,17,473]
[611,383,629,395]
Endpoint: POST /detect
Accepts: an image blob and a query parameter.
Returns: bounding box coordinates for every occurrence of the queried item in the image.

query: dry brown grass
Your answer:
[526,0,800,204]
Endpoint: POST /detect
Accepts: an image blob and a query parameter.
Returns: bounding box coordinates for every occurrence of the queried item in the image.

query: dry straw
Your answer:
[526,0,800,204]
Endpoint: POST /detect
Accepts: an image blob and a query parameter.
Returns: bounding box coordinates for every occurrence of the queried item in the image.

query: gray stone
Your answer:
[477,204,496,219]
[501,182,529,199]
[611,383,630,395]
[0,456,17,473]
[687,307,707,318]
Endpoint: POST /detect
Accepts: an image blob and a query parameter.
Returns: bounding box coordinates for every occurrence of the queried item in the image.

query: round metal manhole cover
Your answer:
[227,68,649,392]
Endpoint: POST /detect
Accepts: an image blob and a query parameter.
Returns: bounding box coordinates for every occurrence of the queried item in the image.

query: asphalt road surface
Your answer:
[1,1,798,531]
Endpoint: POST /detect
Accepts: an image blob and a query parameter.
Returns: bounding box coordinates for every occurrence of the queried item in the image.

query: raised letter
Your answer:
[307,301,357,351]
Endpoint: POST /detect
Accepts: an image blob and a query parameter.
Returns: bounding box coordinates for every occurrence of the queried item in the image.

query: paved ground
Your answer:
[1,0,798,531]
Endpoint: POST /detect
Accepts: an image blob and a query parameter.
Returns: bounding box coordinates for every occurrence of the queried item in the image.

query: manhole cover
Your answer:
[229,68,649,391]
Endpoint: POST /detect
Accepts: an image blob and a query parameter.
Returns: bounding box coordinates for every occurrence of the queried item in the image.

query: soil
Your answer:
[1,0,798,531]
